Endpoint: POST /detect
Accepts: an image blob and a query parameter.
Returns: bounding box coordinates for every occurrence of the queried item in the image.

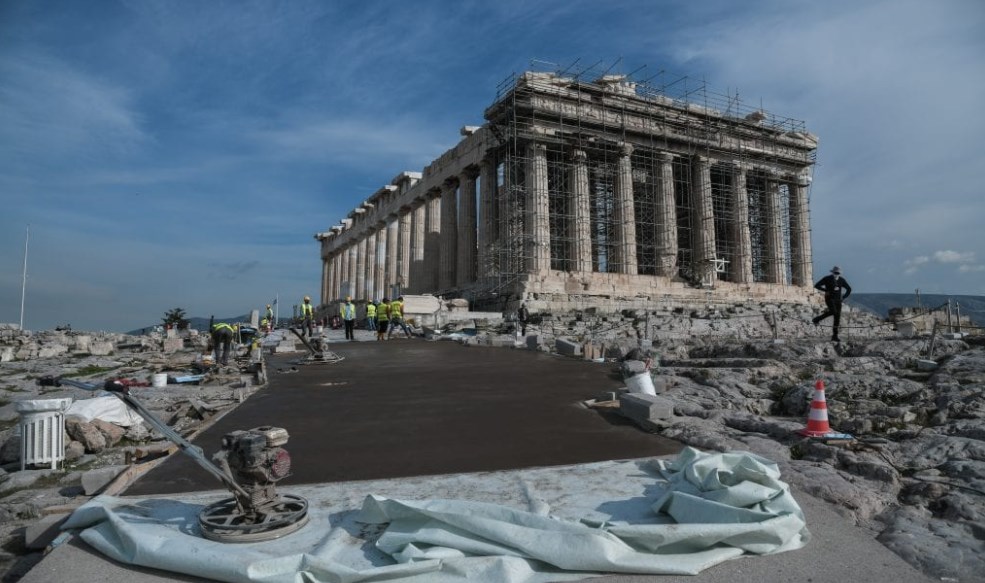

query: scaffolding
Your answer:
[478,60,817,300]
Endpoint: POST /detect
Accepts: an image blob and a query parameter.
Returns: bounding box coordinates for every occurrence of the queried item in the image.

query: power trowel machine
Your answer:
[39,376,309,542]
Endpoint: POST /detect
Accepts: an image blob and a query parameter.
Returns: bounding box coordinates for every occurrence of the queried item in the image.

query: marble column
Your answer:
[691,155,717,280]
[321,257,330,306]
[332,251,341,300]
[364,231,376,301]
[655,152,678,277]
[326,251,335,304]
[788,173,813,287]
[398,208,412,290]
[345,243,357,299]
[478,158,497,278]
[525,142,550,272]
[457,168,478,286]
[569,149,592,273]
[439,179,458,290]
[374,223,387,301]
[355,236,367,300]
[425,190,441,291]
[763,173,786,285]
[410,200,426,293]
[730,162,754,284]
[613,144,638,275]
[386,216,399,295]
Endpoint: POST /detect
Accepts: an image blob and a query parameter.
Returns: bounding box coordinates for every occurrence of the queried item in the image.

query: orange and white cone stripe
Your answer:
[799,380,833,437]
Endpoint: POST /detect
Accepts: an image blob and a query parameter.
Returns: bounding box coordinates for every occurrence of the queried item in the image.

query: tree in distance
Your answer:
[162,307,190,330]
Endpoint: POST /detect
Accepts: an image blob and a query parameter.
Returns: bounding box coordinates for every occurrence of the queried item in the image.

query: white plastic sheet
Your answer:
[64,395,143,427]
[62,448,809,583]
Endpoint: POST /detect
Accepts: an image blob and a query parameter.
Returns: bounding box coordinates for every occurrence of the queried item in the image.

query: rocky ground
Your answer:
[2,303,983,583]
[0,325,265,582]
[448,304,985,583]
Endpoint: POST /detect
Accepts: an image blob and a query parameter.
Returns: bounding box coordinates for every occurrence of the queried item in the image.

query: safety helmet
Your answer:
[266,304,271,308]
[304,295,311,301]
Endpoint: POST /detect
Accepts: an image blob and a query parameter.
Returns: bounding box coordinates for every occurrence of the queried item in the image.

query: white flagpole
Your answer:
[275,293,279,328]
[19,225,29,330]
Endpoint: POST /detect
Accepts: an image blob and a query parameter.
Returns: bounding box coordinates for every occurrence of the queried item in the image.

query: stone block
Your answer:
[583,343,603,360]
[64,440,85,461]
[1,346,14,362]
[90,419,125,447]
[89,341,114,356]
[896,322,917,337]
[65,418,107,453]
[525,335,543,350]
[0,433,21,464]
[162,337,184,353]
[555,337,581,356]
[25,513,70,550]
[619,393,675,426]
[81,465,126,495]
[916,359,938,372]
[621,360,647,377]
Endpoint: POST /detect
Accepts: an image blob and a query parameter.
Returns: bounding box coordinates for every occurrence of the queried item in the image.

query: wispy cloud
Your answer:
[0,53,148,162]
[904,250,981,276]
[934,250,976,264]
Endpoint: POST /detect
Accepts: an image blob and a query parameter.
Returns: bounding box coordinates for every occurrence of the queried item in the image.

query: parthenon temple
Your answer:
[315,65,818,312]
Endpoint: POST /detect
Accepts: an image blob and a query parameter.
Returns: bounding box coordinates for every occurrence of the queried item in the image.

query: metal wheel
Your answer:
[198,494,309,542]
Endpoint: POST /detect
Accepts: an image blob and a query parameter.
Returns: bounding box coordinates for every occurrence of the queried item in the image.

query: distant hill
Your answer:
[850,293,984,325]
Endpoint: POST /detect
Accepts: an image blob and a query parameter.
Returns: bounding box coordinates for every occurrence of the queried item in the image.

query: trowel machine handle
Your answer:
[37,375,250,500]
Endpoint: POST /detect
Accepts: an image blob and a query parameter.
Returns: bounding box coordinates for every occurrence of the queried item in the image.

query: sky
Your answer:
[2,0,983,332]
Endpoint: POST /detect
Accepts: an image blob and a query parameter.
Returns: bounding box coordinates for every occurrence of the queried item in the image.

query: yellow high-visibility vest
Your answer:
[377,303,390,320]
[366,304,377,317]
[389,301,403,318]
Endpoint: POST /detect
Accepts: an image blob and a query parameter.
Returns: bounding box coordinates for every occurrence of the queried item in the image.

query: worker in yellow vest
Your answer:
[366,301,377,331]
[210,322,234,366]
[300,295,314,338]
[387,296,412,339]
[264,304,274,332]
[376,298,390,341]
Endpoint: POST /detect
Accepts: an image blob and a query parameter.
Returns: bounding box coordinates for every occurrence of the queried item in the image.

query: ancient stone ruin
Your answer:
[316,66,817,314]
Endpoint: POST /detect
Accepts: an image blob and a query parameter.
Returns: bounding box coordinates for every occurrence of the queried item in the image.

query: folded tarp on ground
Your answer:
[65,395,143,427]
[62,448,809,583]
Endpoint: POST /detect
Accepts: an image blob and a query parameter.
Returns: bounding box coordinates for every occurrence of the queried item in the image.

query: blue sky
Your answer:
[2,0,983,332]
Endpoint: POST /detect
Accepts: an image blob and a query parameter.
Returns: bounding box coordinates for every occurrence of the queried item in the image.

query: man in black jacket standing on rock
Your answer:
[812,266,852,342]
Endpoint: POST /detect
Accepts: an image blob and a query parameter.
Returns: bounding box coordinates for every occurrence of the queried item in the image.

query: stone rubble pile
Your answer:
[436,305,983,582]
[0,324,260,581]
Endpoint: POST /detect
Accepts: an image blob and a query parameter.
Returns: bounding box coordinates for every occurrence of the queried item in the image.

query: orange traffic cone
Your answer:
[799,380,833,437]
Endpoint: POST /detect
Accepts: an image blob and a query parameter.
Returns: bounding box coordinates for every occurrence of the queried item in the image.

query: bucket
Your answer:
[152,373,168,388]
[626,372,656,396]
